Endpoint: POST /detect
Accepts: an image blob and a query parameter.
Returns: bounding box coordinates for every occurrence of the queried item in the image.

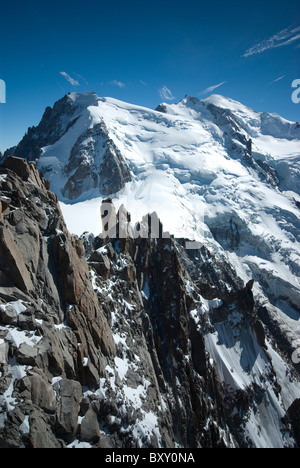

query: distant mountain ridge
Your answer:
[4,93,132,201]
[5,92,300,203]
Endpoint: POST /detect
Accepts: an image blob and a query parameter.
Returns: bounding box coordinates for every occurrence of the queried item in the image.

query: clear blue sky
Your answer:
[0,0,299,152]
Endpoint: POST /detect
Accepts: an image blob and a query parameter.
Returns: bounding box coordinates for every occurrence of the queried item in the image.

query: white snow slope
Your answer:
[39,93,300,305]
[40,93,299,326]
[36,92,300,447]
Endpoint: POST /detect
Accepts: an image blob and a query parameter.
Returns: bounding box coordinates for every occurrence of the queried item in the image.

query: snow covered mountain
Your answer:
[2,92,300,448]
[6,91,300,349]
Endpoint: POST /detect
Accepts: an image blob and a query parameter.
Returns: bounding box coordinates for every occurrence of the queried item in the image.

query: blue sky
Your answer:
[0,0,299,152]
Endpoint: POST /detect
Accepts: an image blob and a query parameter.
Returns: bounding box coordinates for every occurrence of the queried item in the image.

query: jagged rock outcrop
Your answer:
[287,399,300,448]
[0,157,114,447]
[3,92,300,375]
[0,158,299,448]
[3,94,81,162]
[61,122,132,200]
[4,93,132,201]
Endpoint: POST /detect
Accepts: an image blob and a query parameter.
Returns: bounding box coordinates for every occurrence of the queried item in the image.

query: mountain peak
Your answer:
[1,91,300,448]
[201,93,246,108]
[66,91,100,107]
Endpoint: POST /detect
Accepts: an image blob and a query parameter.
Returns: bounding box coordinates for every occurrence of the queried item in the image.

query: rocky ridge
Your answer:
[4,93,132,201]
[4,92,300,359]
[0,157,299,448]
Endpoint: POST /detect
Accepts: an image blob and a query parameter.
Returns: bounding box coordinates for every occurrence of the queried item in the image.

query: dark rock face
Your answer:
[0,158,298,448]
[0,157,114,448]
[62,122,132,200]
[287,399,300,448]
[3,94,132,202]
[3,95,79,162]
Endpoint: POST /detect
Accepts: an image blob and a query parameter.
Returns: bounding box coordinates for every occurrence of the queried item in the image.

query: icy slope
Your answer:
[7,91,300,352]
[53,94,299,331]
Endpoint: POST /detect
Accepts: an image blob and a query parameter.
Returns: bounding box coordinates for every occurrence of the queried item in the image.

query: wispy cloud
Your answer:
[60,71,80,87]
[269,74,287,84]
[159,85,176,101]
[243,26,300,57]
[200,81,226,95]
[110,80,125,88]
[75,73,89,86]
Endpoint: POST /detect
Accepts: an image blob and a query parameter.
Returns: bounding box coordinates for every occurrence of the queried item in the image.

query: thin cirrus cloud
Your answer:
[159,86,176,101]
[243,26,300,57]
[60,71,80,87]
[110,80,125,88]
[200,81,226,95]
[269,75,287,85]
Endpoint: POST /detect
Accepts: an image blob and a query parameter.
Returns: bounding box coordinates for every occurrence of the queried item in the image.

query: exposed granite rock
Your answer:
[3,94,84,162]
[287,399,300,448]
[4,94,132,202]
[0,157,114,447]
[100,143,132,196]
[0,158,298,449]
[62,122,132,200]
[53,378,82,443]
[80,406,101,443]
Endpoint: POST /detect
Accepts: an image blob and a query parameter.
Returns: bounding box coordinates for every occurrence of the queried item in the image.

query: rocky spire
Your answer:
[0,158,299,448]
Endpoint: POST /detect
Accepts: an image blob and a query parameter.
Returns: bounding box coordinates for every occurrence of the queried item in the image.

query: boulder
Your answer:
[29,409,63,449]
[80,407,100,443]
[0,303,17,325]
[53,234,86,305]
[0,339,8,367]
[0,225,33,292]
[80,357,100,391]
[29,374,56,413]
[3,156,32,181]
[16,343,38,366]
[36,333,65,377]
[120,264,136,283]
[53,379,82,443]
[89,250,111,279]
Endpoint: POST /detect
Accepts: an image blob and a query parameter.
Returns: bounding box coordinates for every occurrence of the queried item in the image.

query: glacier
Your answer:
[7,90,300,346]
[30,92,300,349]
[3,91,300,448]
